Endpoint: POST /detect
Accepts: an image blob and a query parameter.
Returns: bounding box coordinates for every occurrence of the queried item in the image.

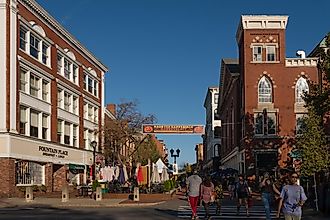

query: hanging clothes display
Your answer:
[136,163,144,185]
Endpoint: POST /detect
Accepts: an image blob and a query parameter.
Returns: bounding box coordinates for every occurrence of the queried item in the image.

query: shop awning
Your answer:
[68,164,85,170]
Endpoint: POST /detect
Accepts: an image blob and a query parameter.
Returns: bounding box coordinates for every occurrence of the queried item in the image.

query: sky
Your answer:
[37,0,330,166]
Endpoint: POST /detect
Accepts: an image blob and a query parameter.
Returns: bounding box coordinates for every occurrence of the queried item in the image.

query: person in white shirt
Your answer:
[186,170,202,220]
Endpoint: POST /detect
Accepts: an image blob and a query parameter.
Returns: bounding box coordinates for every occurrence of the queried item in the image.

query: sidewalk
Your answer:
[0,193,176,209]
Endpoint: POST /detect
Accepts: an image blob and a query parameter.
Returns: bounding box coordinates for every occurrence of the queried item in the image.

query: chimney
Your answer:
[106,104,116,116]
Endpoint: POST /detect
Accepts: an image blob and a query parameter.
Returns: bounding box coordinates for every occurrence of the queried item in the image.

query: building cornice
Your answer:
[236,15,289,44]
[18,0,108,72]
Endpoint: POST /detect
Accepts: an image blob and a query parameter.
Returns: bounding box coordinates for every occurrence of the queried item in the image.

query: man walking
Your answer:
[276,172,307,220]
[186,170,202,220]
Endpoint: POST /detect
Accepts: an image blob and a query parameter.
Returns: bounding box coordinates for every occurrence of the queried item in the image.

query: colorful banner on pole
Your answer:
[142,124,204,134]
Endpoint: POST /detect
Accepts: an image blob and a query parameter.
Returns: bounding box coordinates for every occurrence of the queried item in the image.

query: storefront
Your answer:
[0,133,93,197]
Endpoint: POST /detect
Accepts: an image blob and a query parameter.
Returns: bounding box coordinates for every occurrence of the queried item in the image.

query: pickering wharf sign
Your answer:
[39,145,69,158]
[142,124,204,134]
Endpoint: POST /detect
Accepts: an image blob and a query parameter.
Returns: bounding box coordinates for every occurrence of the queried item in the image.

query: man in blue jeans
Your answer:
[260,173,280,220]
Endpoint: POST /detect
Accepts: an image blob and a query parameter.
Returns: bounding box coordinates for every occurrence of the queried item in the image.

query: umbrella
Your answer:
[161,167,169,182]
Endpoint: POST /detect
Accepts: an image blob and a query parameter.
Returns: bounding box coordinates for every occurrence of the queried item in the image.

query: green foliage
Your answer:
[92,180,101,191]
[132,135,161,165]
[297,108,330,176]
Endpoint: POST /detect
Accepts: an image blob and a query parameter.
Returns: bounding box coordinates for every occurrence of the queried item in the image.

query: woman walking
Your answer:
[200,176,214,220]
[260,172,280,220]
[235,174,251,217]
[276,172,307,220]
[214,180,224,215]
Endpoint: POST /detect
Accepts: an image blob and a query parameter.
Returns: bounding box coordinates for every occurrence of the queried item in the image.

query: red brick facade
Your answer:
[218,16,319,176]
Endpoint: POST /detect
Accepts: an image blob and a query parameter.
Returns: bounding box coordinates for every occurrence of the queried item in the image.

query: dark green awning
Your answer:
[68,164,85,170]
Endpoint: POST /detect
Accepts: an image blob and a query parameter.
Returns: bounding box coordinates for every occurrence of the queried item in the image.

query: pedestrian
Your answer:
[200,176,215,220]
[235,174,251,217]
[214,179,224,215]
[186,170,203,220]
[228,176,236,200]
[276,172,307,220]
[260,172,281,220]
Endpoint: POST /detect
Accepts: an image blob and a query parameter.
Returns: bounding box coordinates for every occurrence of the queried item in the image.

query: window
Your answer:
[64,91,71,111]
[255,111,277,135]
[214,126,221,138]
[214,93,219,104]
[253,46,262,62]
[42,114,48,140]
[83,74,87,90]
[57,54,62,73]
[93,81,98,96]
[88,105,93,121]
[73,125,78,147]
[64,58,71,80]
[296,77,309,103]
[214,144,220,157]
[73,96,78,114]
[94,108,98,122]
[16,161,44,185]
[30,34,40,59]
[64,122,70,145]
[258,76,272,103]
[20,69,27,92]
[41,43,49,65]
[266,46,276,61]
[20,107,27,135]
[57,120,62,143]
[30,110,39,138]
[214,109,220,120]
[296,115,307,135]
[73,64,78,84]
[88,77,93,93]
[255,113,264,135]
[30,74,40,98]
[57,89,63,108]
[19,26,27,51]
[42,80,49,102]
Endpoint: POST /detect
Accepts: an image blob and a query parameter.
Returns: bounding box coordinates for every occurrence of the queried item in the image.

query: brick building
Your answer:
[0,0,108,197]
[217,15,319,176]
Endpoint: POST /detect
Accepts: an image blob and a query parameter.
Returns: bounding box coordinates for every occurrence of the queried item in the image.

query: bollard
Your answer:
[133,187,139,202]
[25,186,33,202]
[62,185,69,202]
[95,187,102,201]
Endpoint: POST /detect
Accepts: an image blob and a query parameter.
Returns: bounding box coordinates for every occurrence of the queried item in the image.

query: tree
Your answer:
[104,100,157,164]
[131,134,161,165]
[296,108,330,177]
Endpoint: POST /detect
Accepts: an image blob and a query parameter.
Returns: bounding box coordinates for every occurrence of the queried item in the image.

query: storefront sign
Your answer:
[38,145,68,159]
[142,124,204,134]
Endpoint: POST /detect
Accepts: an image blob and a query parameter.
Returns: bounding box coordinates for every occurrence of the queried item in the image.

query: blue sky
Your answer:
[37,0,329,166]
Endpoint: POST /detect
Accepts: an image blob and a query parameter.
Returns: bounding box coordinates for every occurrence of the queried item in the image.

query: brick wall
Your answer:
[53,164,67,192]
[45,162,53,192]
[0,158,16,197]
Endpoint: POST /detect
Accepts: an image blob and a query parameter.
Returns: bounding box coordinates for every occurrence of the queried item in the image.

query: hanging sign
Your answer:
[142,124,204,134]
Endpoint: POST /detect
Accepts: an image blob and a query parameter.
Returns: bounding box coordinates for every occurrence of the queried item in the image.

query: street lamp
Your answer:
[170,148,180,174]
[170,148,180,164]
[91,141,97,181]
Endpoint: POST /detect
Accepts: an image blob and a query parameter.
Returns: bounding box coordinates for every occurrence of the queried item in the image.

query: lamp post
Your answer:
[91,141,97,181]
[170,148,180,174]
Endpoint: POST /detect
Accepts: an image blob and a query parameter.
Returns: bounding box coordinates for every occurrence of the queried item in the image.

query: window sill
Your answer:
[250,61,280,64]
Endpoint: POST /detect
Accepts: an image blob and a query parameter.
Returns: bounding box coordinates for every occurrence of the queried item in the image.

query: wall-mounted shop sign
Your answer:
[38,145,69,159]
[142,124,204,134]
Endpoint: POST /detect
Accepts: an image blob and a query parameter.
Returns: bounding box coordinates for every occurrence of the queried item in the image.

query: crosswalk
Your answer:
[177,204,277,219]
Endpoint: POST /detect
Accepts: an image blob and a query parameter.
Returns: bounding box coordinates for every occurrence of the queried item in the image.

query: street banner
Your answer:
[142,124,204,134]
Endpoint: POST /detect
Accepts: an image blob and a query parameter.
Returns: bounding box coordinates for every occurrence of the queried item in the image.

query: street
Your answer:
[0,195,326,220]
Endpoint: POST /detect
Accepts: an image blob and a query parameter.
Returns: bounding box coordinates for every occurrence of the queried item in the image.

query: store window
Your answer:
[16,161,44,185]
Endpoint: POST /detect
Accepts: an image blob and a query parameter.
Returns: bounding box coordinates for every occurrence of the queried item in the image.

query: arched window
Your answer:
[295,77,309,103]
[258,76,272,103]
